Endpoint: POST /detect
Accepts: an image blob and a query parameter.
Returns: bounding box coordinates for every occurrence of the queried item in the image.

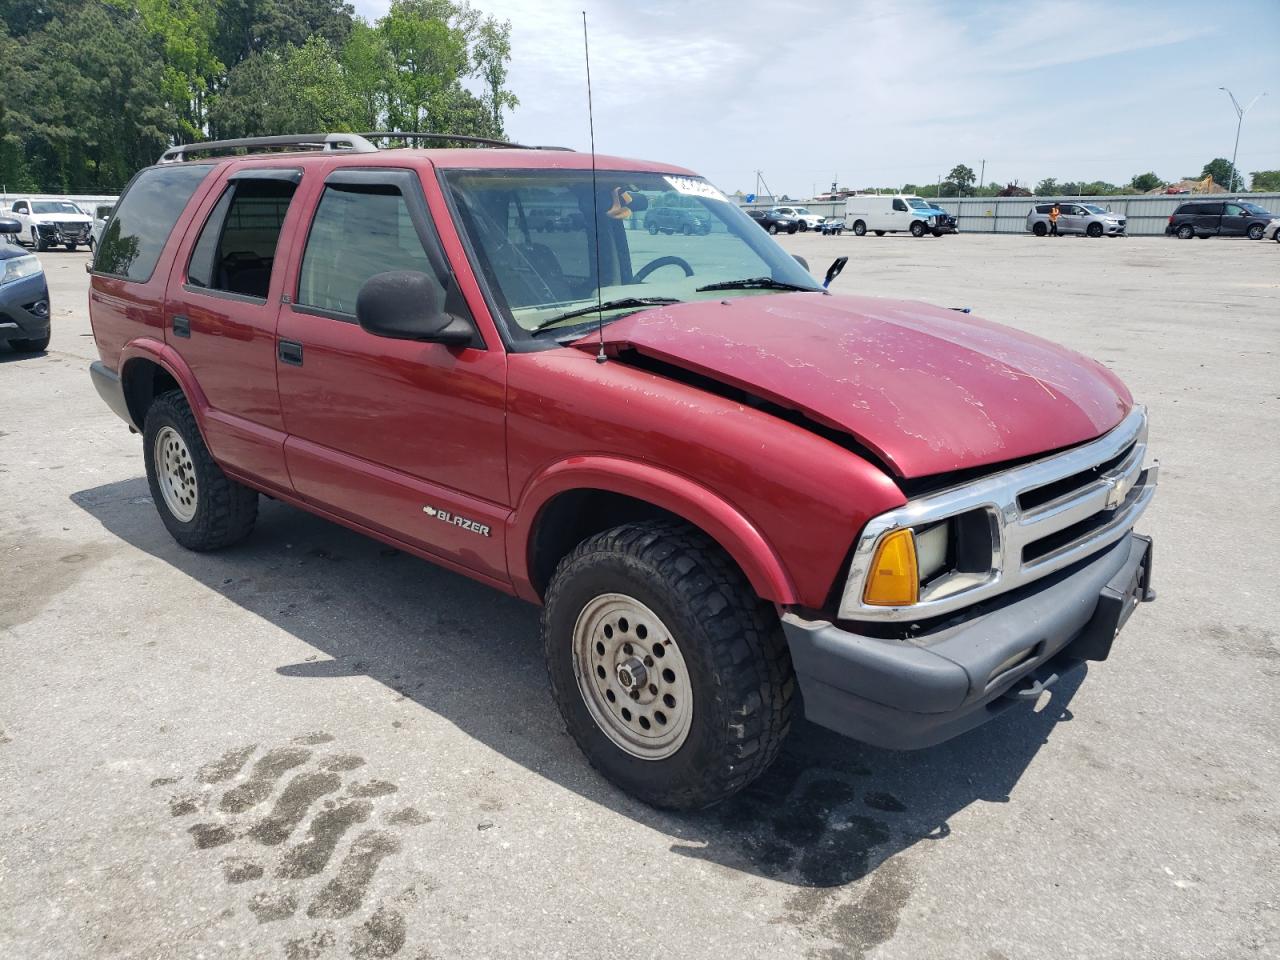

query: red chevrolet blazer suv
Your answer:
[88,133,1158,809]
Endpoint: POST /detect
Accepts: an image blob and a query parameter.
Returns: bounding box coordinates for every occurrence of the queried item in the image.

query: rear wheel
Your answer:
[797,221,808,232]
[1176,224,1195,240]
[647,222,658,234]
[768,223,779,234]
[852,220,867,236]
[680,223,692,236]
[1033,222,1048,236]
[542,521,795,810]
[143,391,258,551]
[1247,223,1264,240]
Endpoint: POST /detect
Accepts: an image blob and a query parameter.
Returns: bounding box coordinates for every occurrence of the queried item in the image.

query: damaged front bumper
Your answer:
[781,532,1154,749]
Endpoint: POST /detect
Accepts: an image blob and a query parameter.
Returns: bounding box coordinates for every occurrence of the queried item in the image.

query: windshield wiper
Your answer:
[695,277,819,293]
[530,297,681,333]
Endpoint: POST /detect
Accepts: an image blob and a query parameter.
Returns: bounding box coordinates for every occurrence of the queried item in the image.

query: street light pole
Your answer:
[1218,87,1266,192]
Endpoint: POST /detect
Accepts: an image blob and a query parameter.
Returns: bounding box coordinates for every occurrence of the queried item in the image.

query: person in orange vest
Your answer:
[1049,202,1061,236]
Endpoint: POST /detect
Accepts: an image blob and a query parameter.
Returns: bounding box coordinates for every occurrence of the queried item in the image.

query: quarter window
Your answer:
[297,183,433,317]
[95,164,213,282]
[187,178,297,299]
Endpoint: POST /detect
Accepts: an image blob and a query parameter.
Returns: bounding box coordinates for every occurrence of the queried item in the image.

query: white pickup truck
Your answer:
[7,198,93,252]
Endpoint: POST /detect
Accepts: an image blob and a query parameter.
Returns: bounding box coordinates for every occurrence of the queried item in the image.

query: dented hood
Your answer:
[591,293,1132,479]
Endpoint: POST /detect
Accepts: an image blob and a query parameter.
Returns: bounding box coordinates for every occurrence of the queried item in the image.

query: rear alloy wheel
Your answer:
[1176,224,1195,240]
[144,390,258,551]
[910,221,926,237]
[1247,223,1264,240]
[797,221,808,232]
[542,520,795,810]
[1033,222,1048,236]
[852,220,867,236]
[768,223,779,234]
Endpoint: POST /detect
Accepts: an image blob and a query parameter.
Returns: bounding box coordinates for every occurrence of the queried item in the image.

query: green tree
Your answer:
[341,20,393,130]
[1128,172,1164,192]
[4,3,172,192]
[472,17,518,137]
[1034,177,1059,195]
[214,0,356,69]
[947,164,976,197]
[1201,158,1243,191]
[1249,170,1280,192]
[209,37,361,138]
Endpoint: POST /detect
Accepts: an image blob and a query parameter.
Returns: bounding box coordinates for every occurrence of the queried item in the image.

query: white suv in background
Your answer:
[7,198,93,252]
[771,205,825,231]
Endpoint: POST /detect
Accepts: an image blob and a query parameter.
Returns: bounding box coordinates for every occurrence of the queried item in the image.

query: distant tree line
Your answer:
[0,0,518,194]
[894,161,1279,200]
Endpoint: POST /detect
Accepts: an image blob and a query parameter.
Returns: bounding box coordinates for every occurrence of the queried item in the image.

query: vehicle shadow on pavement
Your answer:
[73,478,1083,895]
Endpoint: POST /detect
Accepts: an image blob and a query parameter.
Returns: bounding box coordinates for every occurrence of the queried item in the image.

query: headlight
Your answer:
[841,508,999,617]
[1,255,42,285]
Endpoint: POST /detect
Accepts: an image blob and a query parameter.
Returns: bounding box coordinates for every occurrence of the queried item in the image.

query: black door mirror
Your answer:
[823,256,848,289]
[0,218,20,235]
[355,271,473,345]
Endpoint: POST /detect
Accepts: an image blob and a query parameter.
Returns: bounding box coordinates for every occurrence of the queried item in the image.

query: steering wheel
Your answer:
[632,255,694,283]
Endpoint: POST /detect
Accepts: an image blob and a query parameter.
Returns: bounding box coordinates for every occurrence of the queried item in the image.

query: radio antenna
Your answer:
[583,11,607,364]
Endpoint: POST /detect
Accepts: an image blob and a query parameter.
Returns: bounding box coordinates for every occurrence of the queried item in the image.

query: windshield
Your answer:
[907,198,933,210]
[1240,202,1273,217]
[444,169,822,341]
[1082,204,1108,214]
[31,201,82,215]
[792,207,811,215]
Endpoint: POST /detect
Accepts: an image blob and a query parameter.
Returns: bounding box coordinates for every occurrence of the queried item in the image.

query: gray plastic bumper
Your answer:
[782,533,1154,749]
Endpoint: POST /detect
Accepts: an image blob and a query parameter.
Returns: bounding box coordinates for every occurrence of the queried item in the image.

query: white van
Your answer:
[843,195,955,238]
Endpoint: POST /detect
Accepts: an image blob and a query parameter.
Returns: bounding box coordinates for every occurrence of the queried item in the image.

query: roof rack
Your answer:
[159,133,378,164]
[360,131,573,152]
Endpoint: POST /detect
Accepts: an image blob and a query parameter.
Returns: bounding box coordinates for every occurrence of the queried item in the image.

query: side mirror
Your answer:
[355,271,473,345]
[823,256,848,289]
[792,254,809,271]
[0,218,20,235]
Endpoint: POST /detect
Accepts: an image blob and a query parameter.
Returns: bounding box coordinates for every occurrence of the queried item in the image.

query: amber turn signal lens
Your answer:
[863,528,919,606]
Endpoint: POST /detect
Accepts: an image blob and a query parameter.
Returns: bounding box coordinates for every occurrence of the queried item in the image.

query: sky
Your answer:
[351,0,1280,198]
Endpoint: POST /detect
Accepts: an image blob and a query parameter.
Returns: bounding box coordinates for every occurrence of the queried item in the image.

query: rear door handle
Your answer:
[278,339,304,366]
[172,315,190,338]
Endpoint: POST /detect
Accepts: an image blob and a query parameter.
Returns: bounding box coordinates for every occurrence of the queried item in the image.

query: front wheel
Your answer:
[910,221,926,237]
[143,391,258,551]
[1247,223,1264,240]
[768,223,779,234]
[542,521,795,810]
[64,243,76,251]
[852,220,867,236]
[32,228,48,252]
[931,228,943,237]
[873,230,885,236]
[1087,223,1103,238]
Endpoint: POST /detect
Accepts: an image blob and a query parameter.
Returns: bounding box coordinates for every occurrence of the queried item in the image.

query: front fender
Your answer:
[506,455,798,605]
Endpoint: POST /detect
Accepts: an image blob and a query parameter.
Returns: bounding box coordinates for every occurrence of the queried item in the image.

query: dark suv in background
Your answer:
[1166,199,1277,240]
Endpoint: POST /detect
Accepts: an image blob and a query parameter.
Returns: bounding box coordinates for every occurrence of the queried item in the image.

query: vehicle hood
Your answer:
[30,213,89,224]
[0,243,32,262]
[589,293,1132,479]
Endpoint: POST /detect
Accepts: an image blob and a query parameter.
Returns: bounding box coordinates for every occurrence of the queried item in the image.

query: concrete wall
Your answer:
[0,194,119,216]
[741,193,1280,236]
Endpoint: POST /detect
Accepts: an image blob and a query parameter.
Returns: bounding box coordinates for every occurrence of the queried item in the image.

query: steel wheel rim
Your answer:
[154,425,198,522]
[572,593,693,760]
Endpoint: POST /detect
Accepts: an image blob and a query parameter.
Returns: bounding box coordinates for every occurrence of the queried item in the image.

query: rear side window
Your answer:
[187,178,298,299]
[297,184,433,316]
[94,164,212,282]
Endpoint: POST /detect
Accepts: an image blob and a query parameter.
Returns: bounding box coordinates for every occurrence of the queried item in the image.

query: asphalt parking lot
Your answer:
[2,234,1277,960]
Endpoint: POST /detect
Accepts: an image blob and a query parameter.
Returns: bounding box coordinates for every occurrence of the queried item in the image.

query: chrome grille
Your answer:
[840,406,1157,622]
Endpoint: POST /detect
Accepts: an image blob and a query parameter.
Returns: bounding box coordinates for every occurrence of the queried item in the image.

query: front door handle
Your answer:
[278,339,304,366]
[172,315,190,338]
